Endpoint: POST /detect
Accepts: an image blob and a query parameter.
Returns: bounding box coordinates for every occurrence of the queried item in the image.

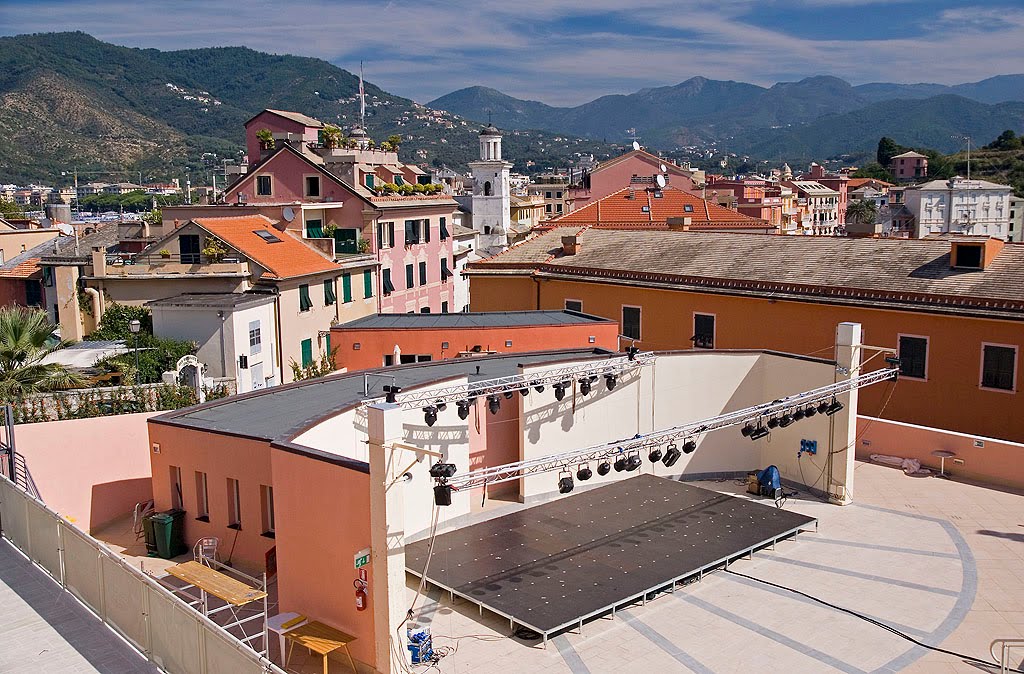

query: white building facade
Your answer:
[468,125,512,256]
[904,177,1013,240]
[788,180,840,234]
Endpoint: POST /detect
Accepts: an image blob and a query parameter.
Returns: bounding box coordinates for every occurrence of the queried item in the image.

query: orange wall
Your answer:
[856,416,1024,491]
[270,449,376,666]
[470,275,1024,442]
[15,413,157,532]
[331,320,619,371]
[148,423,276,576]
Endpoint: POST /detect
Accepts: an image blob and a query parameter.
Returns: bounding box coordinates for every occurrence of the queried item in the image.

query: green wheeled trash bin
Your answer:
[152,509,188,559]
[142,513,158,557]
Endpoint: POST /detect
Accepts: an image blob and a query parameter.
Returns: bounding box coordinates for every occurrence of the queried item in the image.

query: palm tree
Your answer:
[0,306,86,397]
[845,199,878,227]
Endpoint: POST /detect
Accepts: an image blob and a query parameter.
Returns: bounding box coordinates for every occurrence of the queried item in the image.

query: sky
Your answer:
[2,0,1024,106]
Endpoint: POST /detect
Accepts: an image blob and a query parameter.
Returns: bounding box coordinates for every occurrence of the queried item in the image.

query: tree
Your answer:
[845,199,878,227]
[0,199,25,219]
[851,162,893,182]
[87,304,195,384]
[322,125,344,150]
[0,306,87,397]
[985,130,1023,151]
[387,134,402,150]
[876,137,904,166]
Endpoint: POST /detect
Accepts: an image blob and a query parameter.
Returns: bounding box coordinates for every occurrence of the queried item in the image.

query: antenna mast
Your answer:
[358,61,366,128]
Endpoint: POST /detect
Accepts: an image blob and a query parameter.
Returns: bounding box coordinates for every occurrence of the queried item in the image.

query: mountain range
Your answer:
[428,76,1024,160]
[0,32,620,185]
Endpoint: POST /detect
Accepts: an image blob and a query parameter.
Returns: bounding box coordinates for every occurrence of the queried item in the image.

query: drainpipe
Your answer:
[258,283,285,384]
[532,273,541,310]
[217,310,227,381]
[83,287,103,325]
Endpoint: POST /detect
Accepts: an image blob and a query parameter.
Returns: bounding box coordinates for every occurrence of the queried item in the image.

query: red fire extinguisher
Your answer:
[354,578,368,611]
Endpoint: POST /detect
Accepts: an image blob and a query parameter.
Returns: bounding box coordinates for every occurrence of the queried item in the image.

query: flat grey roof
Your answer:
[152,348,613,443]
[147,292,276,309]
[335,311,614,330]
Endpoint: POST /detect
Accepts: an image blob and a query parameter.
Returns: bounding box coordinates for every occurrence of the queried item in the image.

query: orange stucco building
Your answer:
[466,228,1024,442]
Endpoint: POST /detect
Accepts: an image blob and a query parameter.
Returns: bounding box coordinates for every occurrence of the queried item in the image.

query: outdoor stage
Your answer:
[405,474,816,644]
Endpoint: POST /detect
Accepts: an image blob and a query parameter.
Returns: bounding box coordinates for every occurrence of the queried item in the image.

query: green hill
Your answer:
[0,32,621,184]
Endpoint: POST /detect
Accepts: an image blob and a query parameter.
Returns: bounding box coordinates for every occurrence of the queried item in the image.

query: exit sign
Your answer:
[354,547,371,569]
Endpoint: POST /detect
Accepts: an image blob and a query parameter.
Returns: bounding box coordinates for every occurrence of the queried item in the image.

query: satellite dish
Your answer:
[282,206,295,222]
[655,174,667,189]
[660,163,668,173]
[56,223,75,236]
[632,141,641,151]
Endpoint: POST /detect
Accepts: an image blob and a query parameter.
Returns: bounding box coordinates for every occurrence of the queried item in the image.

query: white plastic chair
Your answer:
[193,537,220,566]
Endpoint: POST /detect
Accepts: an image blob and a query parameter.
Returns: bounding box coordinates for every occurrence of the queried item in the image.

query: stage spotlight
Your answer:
[741,423,755,437]
[750,424,770,440]
[504,391,515,400]
[532,381,545,393]
[520,388,529,397]
[383,384,402,403]
[793,408,806,421]
[626,346,639,361]
[625,453,642,471]
[778,413,794,428]
[423,405,438,427]
[767,416,780,429]
[579,378,592,395]
[682,439,697,454]
[663,443,682,467]
[433,484,452,506]
[605,374,617,391]
[826,398,844,416]
[487,395,501,415]
[428,462,457,479]
[597,461,611,476]
[456,399,471,420]
[577,464,593,481]
[648,447,663,462]
[817,400,830,414]
[614,455,627,472]
[554,383,567,401]
[558,472,574,494]
[804,404,817,417]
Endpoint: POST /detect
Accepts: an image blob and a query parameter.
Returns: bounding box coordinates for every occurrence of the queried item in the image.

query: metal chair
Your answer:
[193,537,220,566]
[132,499,155,541]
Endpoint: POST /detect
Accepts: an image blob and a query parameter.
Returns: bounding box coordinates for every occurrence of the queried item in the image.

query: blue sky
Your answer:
[2,0,1023,106]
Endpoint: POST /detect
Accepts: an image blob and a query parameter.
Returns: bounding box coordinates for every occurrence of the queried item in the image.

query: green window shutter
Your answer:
[405,264,414,289]
[342,274,352,303]
[325,333,331,356]
[305,219,324,238]
[440,217,449,240]
[301,339,313,367]
[363,270,373,298]
[324,279,337,305]
[299,284,312,311]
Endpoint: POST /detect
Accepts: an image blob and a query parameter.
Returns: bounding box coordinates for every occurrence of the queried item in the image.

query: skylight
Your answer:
[254,230,282,243]
[684,205,694,213]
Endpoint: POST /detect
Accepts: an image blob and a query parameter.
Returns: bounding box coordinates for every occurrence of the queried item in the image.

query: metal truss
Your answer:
[371,352,657,409]
[441,367,898,492]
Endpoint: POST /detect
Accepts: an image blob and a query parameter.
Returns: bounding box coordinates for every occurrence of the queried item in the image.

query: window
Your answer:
[545,191,552,199]
[556,191,563,199]
[384,354,394,366]
[898,335,928,380]
[440,217,449,240]
[545,204,552,213]
[382,269,395,295]
[179,234,201,264]
[442,301,449,313]
[363,269,373,298]
[254,229,281,243]
[981,344,1016,391]
[301,338,313,368]
[423,220,431,243]
[684,204,694,213]
[419,261,427,286]
[405,263,414,289]
[305,176,321,197]
[484,181,492,196]
[393,175,405,187]
[693,313,715,349]
[256,175,272,196]
[377,222,395,249]
[954,244,983,269]
[324,278,337,305]
[341,274,352,303]
[299,284,312,311]
[622,306,641,340]
[195,471,209,520]
[556,204,563,213]
[641,205,650,213]
[226,478,241,529]
[260,485,275,536]
[249,320,261,355]
[440,258,451,281]
[565,299,582,312]
[364,173,375,189]
[169,465,182,510]
[305,219,324,238]
[420,307,431,313]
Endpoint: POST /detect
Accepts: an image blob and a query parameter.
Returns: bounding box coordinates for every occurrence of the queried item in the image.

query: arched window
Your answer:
[484,181,492,196]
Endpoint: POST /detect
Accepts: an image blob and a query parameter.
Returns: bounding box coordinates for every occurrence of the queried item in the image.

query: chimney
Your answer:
[561,235,580,256]
[91,246,107,277]
[173,219,181,229]
[667,217,692,231]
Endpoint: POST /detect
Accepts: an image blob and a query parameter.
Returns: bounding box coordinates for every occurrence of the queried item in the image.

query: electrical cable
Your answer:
[724,569,1024,674]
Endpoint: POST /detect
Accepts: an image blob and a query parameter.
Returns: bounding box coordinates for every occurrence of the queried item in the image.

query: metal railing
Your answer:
[991,639,1024,673]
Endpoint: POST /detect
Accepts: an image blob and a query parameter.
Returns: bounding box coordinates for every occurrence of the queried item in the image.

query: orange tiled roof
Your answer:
[847,178,893,190]
[0,257,41,279]
[192,215,338,280]
[548,186,768,229]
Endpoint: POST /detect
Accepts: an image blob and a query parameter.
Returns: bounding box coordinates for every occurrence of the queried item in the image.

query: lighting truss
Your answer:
[366,352,657,409]
[439,367,898,493]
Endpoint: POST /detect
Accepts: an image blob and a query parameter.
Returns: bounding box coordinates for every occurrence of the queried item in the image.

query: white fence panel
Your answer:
[0,478,29,553]
[26,501,61,580]
[101,554,149,652]
[204,626,267,674]
[148,586,203,674]
[62,525,103,614]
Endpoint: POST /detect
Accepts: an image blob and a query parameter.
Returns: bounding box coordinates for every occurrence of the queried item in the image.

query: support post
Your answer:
[831,322,861,505]
[367,402,410,674]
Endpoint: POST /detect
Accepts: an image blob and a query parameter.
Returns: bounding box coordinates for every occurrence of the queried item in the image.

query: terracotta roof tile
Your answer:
[0,257,41,279]
[192,215,339,280]
[549,186,767,229]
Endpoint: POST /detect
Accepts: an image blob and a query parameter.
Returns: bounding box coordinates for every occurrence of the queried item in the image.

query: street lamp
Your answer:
[129,319,141,382]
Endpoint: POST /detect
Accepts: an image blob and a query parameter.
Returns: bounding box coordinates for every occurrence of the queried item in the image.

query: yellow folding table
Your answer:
[285,620,358,674]
[166,560,269,651]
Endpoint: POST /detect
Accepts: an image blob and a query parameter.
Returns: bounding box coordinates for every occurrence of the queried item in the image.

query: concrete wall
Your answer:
[0,228,58,265]
[15,413,157,532]
[856,415,1024,491]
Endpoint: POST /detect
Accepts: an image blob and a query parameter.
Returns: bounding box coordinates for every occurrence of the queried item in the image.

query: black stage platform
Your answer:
[406,474,816,643]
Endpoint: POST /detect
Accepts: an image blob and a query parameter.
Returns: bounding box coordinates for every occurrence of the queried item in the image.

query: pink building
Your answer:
[889,151,928,182]
[706,178,784,229]
[801,163,850,226]
[571,149,699,208]
[227,110,460,314]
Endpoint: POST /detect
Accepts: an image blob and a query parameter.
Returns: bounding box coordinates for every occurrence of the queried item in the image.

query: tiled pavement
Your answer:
[0,538,160,674]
